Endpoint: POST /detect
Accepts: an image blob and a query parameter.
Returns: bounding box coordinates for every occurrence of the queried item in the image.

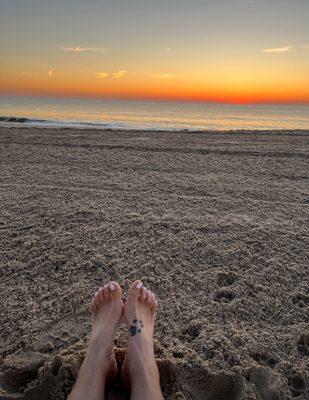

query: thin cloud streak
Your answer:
[263,46,291,53]
[152,73,181,79]
[61,46,108,53]
[112,70,127,78]
[95,72,109,79]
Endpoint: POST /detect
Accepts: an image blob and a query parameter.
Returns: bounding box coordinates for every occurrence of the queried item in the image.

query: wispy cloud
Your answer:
[61,46,108,53]
[48,70,55,77]
[112,70,127,79]
[95,72,109,79]
[16,71,39,76]
[263,45,291,53]
[152,73,181,79]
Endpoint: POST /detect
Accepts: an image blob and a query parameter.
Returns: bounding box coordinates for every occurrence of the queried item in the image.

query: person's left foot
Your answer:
[121,280,159,389]
[89,281,123,377]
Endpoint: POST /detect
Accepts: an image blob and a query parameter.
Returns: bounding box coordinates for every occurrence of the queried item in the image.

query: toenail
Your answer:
[136,282,143,289]
[109,283,116,291]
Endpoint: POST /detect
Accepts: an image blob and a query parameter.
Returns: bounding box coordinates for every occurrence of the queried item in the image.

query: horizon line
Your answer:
[0,91,309,106]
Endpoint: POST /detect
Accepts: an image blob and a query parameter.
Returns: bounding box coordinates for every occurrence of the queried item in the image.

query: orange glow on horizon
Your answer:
[1,62,309,105]
[1,82,309,105]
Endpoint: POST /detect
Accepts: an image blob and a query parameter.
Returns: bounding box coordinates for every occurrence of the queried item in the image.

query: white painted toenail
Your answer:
[109,283,116,291]
[136,282,143,289]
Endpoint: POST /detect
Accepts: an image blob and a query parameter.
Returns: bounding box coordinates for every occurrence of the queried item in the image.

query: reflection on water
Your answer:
[0,96,308,131]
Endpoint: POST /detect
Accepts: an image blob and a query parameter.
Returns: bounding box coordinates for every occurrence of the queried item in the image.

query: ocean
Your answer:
[0,96,308,131]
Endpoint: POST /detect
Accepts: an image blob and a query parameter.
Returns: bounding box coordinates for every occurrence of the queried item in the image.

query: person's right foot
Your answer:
[68,282,123,400]
[122,280,163,399]
[89,281,123,378]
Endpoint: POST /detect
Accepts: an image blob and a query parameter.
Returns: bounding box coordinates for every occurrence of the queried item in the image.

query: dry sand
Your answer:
[0,127,308,400]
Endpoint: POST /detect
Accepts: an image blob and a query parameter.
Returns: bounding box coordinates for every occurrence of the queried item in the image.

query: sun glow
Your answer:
[2,60,308,104]
[1,1,309,104]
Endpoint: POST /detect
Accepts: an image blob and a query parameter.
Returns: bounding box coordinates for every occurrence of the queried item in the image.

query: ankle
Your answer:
[128,332,154,352]
[129,356,159,379]
[90,323,115,341]
[129,357,161,396]
[87,335,113,358]
[126,337,157,372]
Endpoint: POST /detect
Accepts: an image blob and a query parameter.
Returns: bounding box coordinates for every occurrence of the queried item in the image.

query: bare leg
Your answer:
[68,282,123,400]
[122,280,164,400]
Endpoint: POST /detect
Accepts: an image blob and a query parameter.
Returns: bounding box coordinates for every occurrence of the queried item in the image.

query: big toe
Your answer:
[109,281,122,301]
[128,280,143,300]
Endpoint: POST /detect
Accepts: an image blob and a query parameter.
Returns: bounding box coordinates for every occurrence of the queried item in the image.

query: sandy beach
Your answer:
[0,127,308,399]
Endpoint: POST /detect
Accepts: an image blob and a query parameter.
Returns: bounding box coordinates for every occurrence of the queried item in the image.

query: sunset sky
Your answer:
[1,0,309,104]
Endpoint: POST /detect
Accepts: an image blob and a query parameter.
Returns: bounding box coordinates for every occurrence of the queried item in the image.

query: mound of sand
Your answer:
[0,127,308,399]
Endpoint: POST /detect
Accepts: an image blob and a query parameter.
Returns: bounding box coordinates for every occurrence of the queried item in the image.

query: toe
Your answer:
[150,292,156,307]
[128,280,143,299]
[103,284,111,302]
[98,287,105,304]
[146,290,153,305]
[139,286,147,302]
[92,291,100,311]
[152,298,158,311]
[109,281,122,300]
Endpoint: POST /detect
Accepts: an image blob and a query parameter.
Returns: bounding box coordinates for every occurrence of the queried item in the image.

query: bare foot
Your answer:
[90,281,123,377]
[122,280,163,400]
[68,282,123,400]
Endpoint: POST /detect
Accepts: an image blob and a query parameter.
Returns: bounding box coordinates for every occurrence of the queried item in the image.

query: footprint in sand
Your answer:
[297,333,309,356]
[216,271,239,287]
[181,321,202,342]
[288,373,307,398]
[214,289,235,303]
[37,311,89,352]
[291,293,309,308]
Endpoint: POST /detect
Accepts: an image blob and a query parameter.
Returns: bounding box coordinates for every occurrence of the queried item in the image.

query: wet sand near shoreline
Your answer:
[0,127,308,399]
